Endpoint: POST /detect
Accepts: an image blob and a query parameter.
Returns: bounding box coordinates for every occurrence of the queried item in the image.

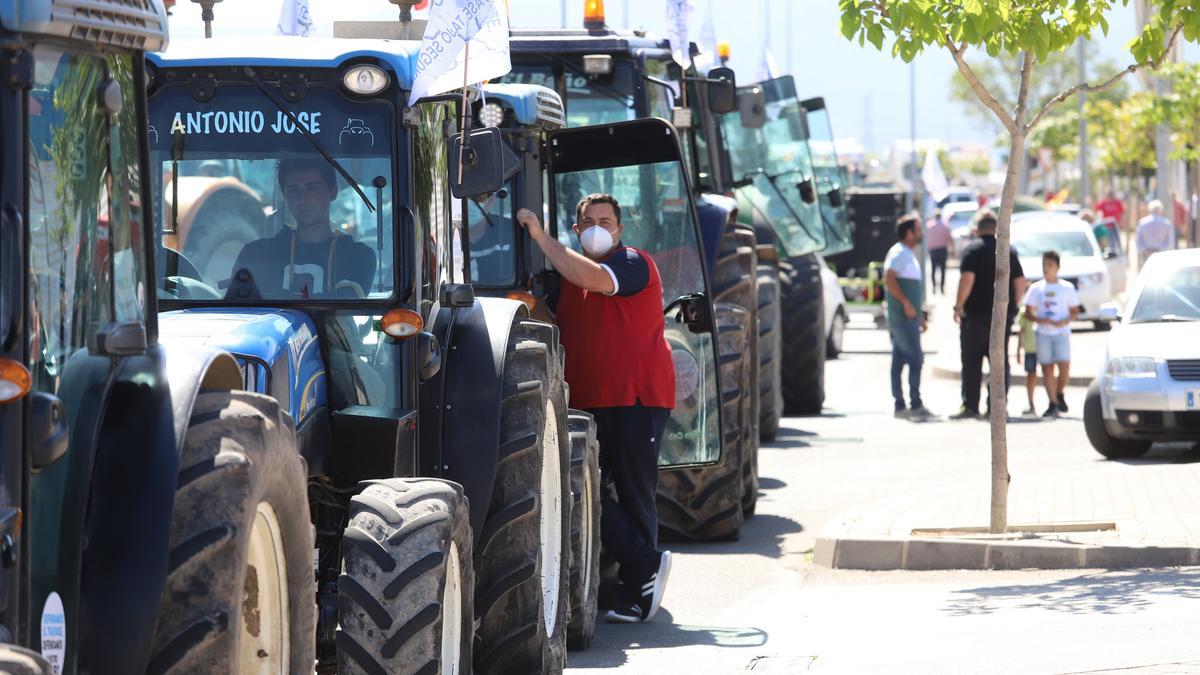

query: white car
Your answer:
[1085,250,1200,458]
[819,255,848,357]
[942,201,979,257]
[1010,213,1125,329]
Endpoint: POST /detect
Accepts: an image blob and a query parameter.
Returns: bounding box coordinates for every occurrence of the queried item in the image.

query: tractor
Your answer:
[504,2,762,543]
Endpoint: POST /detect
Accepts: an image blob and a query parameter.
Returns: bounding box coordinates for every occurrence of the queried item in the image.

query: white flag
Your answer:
[276,0,313,37]
[921,145,950,202]
[408,0,511,106]
[758,47,779,81]
[666,0,693,67]
[694,0,718,71]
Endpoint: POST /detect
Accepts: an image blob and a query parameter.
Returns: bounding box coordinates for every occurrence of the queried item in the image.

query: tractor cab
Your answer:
[802,96,855,255]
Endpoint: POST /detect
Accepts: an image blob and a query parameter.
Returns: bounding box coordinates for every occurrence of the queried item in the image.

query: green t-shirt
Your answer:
[1019,314,1036,353]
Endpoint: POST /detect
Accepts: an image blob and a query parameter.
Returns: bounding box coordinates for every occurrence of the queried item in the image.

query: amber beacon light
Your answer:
[584,0,605,29]
[0,358,32,404]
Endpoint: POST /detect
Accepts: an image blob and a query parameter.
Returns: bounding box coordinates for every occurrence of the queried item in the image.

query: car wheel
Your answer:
[1083,381,1151,459]
[1093,320,1112,332]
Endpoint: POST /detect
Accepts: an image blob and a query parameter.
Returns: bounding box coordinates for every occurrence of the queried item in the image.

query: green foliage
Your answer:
[1149,62,1200,162]
[839,0,1194,66]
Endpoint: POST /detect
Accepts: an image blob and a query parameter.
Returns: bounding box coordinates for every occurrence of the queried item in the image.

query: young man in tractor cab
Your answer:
[230,158,376,297]
[517,194,676,624]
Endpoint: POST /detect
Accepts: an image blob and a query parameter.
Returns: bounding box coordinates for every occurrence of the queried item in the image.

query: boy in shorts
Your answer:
[1024,251,1081,417]
[1013,312,1038,415]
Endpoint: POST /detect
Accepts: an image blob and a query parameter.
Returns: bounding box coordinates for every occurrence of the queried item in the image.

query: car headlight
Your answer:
[1108,357,1157,378]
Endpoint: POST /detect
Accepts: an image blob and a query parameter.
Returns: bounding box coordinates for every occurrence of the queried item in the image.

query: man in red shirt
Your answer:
[518,194,675,624]
[1094,191,1126,226]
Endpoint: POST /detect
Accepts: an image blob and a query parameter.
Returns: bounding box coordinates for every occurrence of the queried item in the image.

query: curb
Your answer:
[929,361,1094,388]
[813,536,1200,571]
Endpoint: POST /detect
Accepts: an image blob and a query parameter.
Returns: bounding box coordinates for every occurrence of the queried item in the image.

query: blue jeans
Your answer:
[890,317,924,410]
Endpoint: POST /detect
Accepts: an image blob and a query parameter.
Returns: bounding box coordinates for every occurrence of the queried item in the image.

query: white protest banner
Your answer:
[408,0,511,106]
[921,144,950,203]
[276,0,313,37]
[695,0,717,71]
[666,0,693,67]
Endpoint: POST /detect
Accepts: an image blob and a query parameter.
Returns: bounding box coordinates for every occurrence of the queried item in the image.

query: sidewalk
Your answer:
[814,458,1200,570]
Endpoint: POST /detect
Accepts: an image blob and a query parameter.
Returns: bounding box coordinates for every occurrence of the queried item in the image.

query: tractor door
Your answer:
[545,119,723,468]
[801,96,855,255]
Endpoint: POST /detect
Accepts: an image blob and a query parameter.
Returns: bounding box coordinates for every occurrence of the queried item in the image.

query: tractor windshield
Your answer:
[147,81,396,301]
[803,99,854,255]
[503,60,673,127]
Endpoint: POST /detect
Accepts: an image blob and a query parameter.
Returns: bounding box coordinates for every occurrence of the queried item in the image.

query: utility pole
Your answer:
[1078,39,1090,205]
[786,1,793,74]
[622,0,629,26]
[908,61,917,214]
[561,0,567,28]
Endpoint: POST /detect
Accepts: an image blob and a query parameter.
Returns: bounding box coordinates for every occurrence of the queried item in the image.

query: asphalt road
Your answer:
[565,320,1200,674]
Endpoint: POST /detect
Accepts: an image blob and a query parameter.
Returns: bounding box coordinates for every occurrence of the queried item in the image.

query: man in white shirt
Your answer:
[1136,199,1175,270]
[884,215,929,419]
[1024,250,1081,417]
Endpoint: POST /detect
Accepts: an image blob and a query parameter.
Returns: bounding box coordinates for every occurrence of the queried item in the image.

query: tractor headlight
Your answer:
[477,102,505,128]
[342,65,389,96]
[1108,357,1157,379]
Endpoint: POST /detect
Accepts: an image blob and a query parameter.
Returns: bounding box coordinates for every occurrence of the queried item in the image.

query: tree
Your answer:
[840,0,1197,533]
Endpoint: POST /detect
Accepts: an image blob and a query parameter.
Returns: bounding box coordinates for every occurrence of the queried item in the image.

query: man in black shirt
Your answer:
[951,211,1027,418]
[232,158,375,297]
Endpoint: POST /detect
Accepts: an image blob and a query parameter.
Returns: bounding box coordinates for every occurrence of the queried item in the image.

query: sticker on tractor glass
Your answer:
[40,592,66,675]
[672,348,700,402]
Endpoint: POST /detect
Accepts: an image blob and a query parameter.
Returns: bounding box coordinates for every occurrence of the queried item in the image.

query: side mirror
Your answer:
[797,177,816,204]
[738,86,766,129]
[417,331,442,381]
[30,392,68,470]
[707,66,736,114]
[828,187,844,208]
[1098,303,1121,323]
[1103,249,1118,260]
[664,293,713,334]
[449,127,507,199]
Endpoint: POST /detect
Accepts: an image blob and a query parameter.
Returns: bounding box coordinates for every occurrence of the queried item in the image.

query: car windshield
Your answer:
[147,80,396,301]
[1012,229,1096,259]
[948,209,977,230]
[1131,265,1200,323]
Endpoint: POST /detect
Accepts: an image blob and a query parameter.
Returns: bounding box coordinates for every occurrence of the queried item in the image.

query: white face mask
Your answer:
[579,225,614,257]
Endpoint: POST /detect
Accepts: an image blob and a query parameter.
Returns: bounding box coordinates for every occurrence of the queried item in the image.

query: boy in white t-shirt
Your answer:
[1023,251,1081,417]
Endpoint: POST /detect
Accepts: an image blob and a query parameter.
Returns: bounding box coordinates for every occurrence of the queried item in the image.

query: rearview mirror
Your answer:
[738,86,765,129]
[707,66,736,114]
[797,177,816,204]
[1103,249,1118,260]
[449,127,508,199]
[664,293,713,334]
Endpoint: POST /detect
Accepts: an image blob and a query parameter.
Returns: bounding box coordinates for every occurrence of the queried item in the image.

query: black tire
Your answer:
[1084,381,1152,459]
[827,306,847,359]
[757,256,783,442]
[149,391,314,675]
[474,318,571,674]
[337,479,474,675]
[712,222,761,454]
[780,255,827,415]
[657,303,746,542]
[566,411,600,651]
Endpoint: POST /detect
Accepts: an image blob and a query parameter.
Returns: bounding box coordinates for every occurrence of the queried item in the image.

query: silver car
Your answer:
[1084,250,1200,458]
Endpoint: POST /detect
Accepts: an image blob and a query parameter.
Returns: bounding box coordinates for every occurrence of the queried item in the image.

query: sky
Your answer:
[164,0,1189,154]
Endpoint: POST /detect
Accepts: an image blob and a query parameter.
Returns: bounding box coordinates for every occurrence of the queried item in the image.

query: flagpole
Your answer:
[457,41,471,185]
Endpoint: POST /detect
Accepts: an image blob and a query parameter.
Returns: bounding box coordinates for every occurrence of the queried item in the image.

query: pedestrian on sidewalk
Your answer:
[884,214,930,419]
[1024,250,1081,417]
[1136,199,1175,270]
[951,210,1027,419]
[518,195,673,624]
[926,209,952,294]
[1013,312,1038,415]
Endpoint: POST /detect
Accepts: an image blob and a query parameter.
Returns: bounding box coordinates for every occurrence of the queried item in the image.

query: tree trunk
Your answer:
[989,131,1025,534]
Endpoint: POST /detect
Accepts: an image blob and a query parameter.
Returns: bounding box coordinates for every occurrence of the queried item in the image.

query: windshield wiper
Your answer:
[242,66,375,213]
[469,198,498,231]
[551,56,635,111]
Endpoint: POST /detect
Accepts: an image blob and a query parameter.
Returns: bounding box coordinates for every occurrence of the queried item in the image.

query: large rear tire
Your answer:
[566,411,600,651]
[780,255,827,415]
[1084,381,1152,460]
[336,479,474,675]
[757,254,783,442]
[148,391,314,675]
[474,319,571,674]
[657,303,746,542]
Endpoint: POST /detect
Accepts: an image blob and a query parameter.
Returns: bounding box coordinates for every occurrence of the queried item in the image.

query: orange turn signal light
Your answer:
[584,0,605,28]
[0,358,32,404]
[506,291,537,311]
[379,309,424,339]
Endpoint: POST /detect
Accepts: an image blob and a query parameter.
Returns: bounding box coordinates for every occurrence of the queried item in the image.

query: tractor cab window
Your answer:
[803,100,854,255]
[455,183,517,287]
[503,62,639,127]
[27,47,146,391]
[147,82,396,302]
